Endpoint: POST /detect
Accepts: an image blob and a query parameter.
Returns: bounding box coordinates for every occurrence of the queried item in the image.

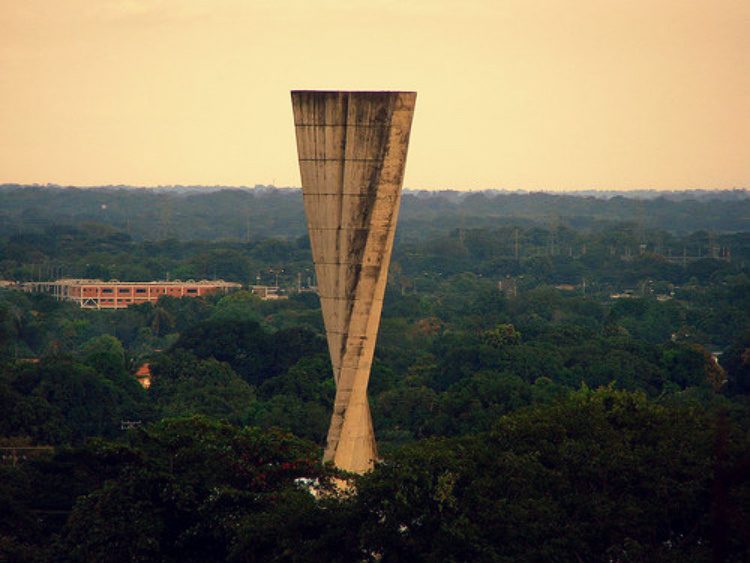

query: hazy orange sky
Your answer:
[1,0,748,190]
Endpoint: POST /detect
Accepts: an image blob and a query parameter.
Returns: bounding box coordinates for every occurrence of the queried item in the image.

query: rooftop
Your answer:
[39,279,241,287]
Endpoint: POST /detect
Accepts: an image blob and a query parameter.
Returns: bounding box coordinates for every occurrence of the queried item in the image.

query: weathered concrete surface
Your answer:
[292,91,416,473]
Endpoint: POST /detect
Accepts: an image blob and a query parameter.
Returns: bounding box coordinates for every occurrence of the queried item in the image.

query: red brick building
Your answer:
[25,279,241,309]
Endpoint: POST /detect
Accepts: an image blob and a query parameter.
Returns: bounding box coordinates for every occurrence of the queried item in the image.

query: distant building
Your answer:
[250,285,288,300]
[610,290,637,299]
[22,279,241,309]
[554,284,577,291]
[134,362,152,389]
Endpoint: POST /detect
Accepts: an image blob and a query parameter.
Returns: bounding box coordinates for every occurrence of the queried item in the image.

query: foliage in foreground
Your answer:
[2,390,749,562]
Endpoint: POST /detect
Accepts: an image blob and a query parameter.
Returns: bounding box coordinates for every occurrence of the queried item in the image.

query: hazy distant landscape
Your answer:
[2,185,749,242]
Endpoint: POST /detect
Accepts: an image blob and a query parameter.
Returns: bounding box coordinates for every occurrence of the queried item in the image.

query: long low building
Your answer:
[22,279,242,309]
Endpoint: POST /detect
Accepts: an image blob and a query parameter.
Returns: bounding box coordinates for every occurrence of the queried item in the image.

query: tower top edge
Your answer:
[291,90,416,95]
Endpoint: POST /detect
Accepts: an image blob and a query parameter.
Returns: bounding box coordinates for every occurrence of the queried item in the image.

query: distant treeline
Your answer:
[1,185,748,241]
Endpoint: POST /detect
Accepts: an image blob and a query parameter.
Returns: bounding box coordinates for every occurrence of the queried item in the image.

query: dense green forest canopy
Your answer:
[1,187,749,561]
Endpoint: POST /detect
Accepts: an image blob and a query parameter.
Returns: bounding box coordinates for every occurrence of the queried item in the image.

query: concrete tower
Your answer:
[291,91,416,473]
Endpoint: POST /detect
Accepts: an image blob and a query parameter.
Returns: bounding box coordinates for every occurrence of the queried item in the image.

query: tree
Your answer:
[10,356,139,442]
[173,319,270,385]
[81,335,128,380]
[480,324,521,347]
[351,388,745,561]
[58,417,336,562]
[149,350,256,425]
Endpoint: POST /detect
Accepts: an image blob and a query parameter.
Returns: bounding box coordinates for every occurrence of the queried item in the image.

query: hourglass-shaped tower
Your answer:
[292,91,416,473]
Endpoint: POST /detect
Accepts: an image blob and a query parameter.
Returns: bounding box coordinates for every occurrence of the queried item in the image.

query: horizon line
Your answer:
[1,183,748,194]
